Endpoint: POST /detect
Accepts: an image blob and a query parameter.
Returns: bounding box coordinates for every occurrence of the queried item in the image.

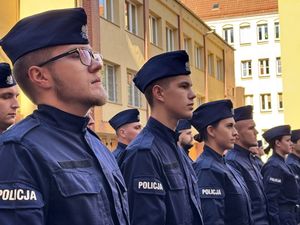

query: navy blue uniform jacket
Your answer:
[113,142,127,164]
[262,153,298,225]
[0,105,129,225]
[286,153,300,222]
[225,144,269,225]
[193,145,253,225]
[120,117,203,225]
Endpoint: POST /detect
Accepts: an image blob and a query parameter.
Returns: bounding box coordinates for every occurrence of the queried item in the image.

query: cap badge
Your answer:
[6,75,14,85]
[81,25,88,40]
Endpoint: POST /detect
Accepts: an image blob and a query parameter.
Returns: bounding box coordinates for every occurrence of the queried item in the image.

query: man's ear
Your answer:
[27,66,52,89]
[152,84,165,103]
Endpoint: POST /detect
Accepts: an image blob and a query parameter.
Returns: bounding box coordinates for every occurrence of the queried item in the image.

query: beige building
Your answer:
[0,0,243,159]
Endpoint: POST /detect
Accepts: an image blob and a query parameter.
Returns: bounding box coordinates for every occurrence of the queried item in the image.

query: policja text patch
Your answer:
[199,187,225,198]
[133,177,166,195]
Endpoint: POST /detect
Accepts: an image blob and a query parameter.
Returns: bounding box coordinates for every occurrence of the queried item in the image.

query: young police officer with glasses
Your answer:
[0,8,129,225]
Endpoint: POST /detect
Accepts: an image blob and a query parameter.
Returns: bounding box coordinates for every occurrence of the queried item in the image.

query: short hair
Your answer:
[13,47,52,104]
[143,77,171,107]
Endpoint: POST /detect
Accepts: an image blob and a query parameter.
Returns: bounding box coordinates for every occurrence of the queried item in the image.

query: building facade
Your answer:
[182,0,283,141]
[1,0,243,159]
[278,0,300,128]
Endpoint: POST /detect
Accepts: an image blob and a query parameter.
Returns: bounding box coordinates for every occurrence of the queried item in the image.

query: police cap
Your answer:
[0,62,16,88]
[234,105,253,122]
[0,8,89,64]
[263,125,291,143]
[191,99,233,132]
[109,109,140,131]
[176,119,191,132]
[133,50,191,93]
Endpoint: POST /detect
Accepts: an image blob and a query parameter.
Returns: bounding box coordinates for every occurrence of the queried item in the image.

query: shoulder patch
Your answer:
[127,129,155,152]
[133,177,165,195]
[268,177,282,184]
[200,187,225,199]
[0,182,44,209]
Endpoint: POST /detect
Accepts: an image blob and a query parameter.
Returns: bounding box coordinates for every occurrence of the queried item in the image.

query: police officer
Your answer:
[225,105,269,225]
[262,125,298,225]
[0,62,19,133]
[109,108,142,163]
[249,140,265,170]
[176,119,194,158]
[120,51,203,225]
[0,8,129,225]
[191,100,253,225]
[287,129,300,223]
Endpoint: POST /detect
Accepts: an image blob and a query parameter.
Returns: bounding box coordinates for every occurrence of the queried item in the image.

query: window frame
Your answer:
[241,60,252,78]
[125,1,138,35]
[257,23,269,42]
[103,63,118,103]
[222,26,234,44]
[258,58,270,77]
[276,57,282,75]
[166,26,174,52]
[149,15,158,46]
[127,71,142,108]
[260,93,272,112]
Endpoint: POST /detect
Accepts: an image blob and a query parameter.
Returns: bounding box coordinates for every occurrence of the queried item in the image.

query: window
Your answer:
[241,60,252,78]
[259,59,270,76]
[125,1,137,34]
[216,58,224,81]
[278,93,283,110]
[260,94,272,111]
[166,26,174,51]
[276,57,282,75]
[99,0,113,22]
[257,23,268,42]
[223,26,234,44]
[195,45,203,70]
[240,24,251,44]
[275,21,280,39]
[208,54,214,75]
[245,95,254,106]
[102,64,118,102]
[149,15,158,45]
[183,37,190,55]
[128,71,141,107]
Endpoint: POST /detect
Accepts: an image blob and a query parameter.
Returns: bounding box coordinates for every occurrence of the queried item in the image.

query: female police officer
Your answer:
[262,125,298,225]
[191,99,253,225]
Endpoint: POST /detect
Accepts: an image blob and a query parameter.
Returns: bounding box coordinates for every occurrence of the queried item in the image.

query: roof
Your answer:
[180,0,278,20]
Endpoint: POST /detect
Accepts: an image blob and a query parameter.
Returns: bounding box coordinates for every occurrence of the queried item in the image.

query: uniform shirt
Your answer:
[193,145,253,225]
[0,105,129,225]
[262,152,298,225]
[120,117,203,225]
[254,155,264,171]
[225,144,269,225]
[286,153,300,222]
[113,142,127,164]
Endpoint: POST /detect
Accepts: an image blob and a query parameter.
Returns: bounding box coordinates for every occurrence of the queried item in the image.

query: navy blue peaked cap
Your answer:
[0,62,16,88]
[263,125,291,143]
[191,99,233,132]
[291,129,300,143]
[234,105,253,122]
[133,50,191,93]
[109,109,140,131]
[0,8,89,64]
[176,119,191,132]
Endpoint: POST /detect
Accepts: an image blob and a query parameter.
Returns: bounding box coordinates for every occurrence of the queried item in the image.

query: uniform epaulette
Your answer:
[127,129,154,152]
[1,116,40,143]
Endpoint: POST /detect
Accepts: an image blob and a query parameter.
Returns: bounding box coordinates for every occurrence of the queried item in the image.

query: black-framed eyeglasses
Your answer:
[37,48,103,67]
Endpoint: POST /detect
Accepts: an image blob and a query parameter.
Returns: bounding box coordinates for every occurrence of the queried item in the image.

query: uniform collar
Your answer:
[146,117,178,144]
[203,145,224,163]
[35,104,89,132]
[117,142,127,150]
[289,153,300,162]
[272,152,285,162]
[234,144,251,156]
